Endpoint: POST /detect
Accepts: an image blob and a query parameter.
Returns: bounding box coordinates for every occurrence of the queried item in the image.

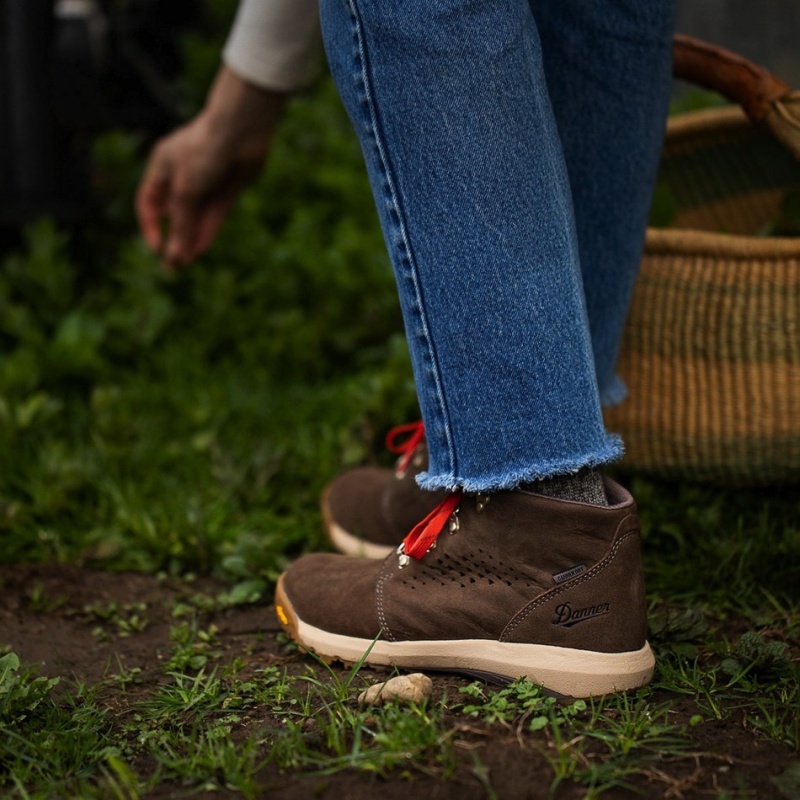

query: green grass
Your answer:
[1,654,119,798]
[0,77,415,585]
[1,7,799,798]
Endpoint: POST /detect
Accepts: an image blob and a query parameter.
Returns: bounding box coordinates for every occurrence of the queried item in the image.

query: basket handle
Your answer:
[673,33,800,159]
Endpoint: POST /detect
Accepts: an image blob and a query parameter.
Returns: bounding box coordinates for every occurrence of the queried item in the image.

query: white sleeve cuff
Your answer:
[223,0,322,92]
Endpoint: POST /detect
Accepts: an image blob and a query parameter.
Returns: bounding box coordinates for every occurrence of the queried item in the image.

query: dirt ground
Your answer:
[1,563,796,799]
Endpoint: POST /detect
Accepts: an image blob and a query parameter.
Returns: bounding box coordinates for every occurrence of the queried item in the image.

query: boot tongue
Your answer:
[402,493,463,559]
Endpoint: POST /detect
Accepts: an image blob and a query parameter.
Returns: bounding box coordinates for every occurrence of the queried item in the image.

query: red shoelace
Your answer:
[387,421,462,560]
[402,492,463,560]
[385,420,426,475]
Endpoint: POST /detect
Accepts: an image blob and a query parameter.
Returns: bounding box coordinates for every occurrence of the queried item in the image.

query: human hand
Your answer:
[136,67,287,268]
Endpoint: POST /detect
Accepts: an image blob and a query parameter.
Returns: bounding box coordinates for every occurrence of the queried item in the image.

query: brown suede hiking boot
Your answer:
[322,423,446,558]
[277,478,654,698]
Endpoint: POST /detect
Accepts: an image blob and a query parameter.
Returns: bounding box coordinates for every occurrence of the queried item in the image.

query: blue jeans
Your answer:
[320,0,673,491]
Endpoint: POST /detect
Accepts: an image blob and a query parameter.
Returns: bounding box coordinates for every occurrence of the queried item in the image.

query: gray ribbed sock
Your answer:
[526,468,609,506]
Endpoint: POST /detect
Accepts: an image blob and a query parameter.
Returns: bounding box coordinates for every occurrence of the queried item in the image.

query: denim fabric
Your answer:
[320,0,672,491]
[530,1,673,406]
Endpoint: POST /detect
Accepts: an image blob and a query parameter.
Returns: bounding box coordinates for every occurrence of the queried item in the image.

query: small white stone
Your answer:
[357,673,433,706]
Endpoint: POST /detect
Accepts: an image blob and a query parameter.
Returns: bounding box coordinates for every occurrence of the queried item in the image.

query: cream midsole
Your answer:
[291,614,655,697]
[326,520,395,560]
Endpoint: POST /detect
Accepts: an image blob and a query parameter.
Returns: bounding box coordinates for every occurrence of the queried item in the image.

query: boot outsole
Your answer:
[275,574,654,699]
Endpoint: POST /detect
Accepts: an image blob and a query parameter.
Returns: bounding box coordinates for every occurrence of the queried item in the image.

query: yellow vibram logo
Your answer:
[276,605,289,626]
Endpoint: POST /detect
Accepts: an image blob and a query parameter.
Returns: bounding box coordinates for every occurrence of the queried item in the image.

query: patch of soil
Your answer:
[1,564,796,799]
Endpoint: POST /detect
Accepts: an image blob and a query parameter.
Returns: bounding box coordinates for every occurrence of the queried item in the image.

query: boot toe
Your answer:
[278,553,384,639]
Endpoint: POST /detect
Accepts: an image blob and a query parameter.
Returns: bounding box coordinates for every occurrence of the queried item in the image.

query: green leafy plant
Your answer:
[0,656,128,798]
[0,652,60,726]
[721,631,794,682]
[81,601,150,640]
[454,679,586,731]
[163,621,222,673]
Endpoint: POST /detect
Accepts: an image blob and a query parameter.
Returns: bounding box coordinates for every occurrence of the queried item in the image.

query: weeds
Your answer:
[451,680,694,797]
[581,693,689,759]
[256,653,458,778]
[544,694,690,797]
[82,601,149,641]
[136,669,228,723]
[654,627,800,735]
[163,620,222,673]
[747,693,800,749]
[23,581,67,614]
[1,655,127,798]
[0,652,60,725]
[149,723,264,798]
[720,631,794,682]
[454,679,586,731]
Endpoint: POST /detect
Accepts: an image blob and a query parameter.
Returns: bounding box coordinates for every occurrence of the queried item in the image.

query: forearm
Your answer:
[199,64,288,160]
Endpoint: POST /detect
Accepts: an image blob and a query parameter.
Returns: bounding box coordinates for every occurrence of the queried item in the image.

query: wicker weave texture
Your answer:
[605,107,800,484]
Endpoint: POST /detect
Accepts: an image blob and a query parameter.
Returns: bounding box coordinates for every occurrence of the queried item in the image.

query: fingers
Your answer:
[193,195,236,257]
[137,143,207,269]
[135,165,170,253]
[136,135,204,269]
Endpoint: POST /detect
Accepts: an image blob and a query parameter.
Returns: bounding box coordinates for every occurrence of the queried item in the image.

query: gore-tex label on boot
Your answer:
[552,564,587,584]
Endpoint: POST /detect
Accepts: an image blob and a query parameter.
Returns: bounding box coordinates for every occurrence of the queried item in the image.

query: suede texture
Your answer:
[501,525,647,652]
[324,444,447,546]
[284,478,647,653]
[281,553,383,638]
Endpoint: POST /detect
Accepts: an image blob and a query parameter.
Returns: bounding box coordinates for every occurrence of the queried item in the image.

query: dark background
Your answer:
[676,0,800,85]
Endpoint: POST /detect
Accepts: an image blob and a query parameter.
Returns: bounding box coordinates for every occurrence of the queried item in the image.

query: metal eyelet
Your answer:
[476,494,491,512]
[396,543,410,568]
[448,509,460,533]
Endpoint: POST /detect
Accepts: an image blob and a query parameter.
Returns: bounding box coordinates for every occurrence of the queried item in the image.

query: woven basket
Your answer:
[603,36,800,485]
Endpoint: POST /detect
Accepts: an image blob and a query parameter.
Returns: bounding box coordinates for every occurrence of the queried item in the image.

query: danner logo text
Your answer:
[553,601,610,627]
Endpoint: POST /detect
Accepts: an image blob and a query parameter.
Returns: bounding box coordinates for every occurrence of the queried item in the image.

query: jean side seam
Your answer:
[345,0,457,478]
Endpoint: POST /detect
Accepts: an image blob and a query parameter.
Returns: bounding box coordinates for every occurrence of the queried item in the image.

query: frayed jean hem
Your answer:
[415,435,624,493]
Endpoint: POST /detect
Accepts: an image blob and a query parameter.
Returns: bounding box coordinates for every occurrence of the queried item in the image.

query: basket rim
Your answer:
[645,226,800,256]
[665,104,751,139]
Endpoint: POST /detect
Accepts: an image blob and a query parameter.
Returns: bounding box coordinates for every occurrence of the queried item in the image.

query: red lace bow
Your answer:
[385,420,426,475]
